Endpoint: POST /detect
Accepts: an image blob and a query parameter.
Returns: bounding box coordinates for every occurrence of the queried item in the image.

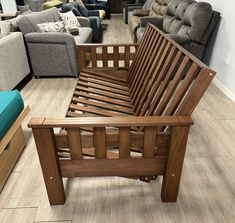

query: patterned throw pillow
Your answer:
[60,11,81,34]
[38,21,66,32]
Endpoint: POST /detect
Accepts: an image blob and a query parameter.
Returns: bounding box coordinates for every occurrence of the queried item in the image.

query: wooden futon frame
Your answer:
[28,25,216,205]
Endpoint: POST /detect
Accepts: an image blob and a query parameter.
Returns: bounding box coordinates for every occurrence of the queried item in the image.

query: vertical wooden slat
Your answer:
[114,46,119,67]
[133,42,174,113]
[94,127,106,158]
[91,47,97,67]
[161,125,190,202]
[164,63,199,115]
[136,46,177,115]
[78,46,86,68]
[124,46,130,67]
[129,29,158,90]
[138,51,182,116]
[176,68,216,115]
[127,26,154,82]
[102,45,108,67]
[67,128,83,160]
[143,127,157,158]
[32,128,65,205]
[119,127,131,158]
[151,56,191,116]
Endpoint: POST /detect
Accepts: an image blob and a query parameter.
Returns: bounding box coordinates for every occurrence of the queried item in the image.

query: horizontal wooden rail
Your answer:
[60,157,166,177]
[77,44,139,68]
[28,116,193,128]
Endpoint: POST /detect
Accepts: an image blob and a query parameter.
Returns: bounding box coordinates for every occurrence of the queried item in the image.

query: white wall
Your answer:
[203,0,235,102]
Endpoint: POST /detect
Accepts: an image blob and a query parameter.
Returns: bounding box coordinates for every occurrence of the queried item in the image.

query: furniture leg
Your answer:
[161,125,190,202]
[32,126,65,205]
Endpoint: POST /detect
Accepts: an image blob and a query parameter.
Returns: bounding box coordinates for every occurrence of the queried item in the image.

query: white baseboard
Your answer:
[213,78,235,103]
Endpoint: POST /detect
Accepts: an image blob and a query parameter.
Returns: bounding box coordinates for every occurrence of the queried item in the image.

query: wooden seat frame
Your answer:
[28,25,216,205]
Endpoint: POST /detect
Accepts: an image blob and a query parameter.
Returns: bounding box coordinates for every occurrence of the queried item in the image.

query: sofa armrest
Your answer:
[24,32,75,45]
[77,17,91,27]
[140,17,163,29]
[88,10,100,17]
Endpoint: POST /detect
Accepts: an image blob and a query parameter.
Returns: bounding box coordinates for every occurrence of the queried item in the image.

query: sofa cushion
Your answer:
[73,27,92,44]
[60,11,81,32]
[149,0,169,17]
[133,9,150,17]
[0,90,24,139]
[18,7,61,35]
[163,0,213,43]
[38,21,66,32]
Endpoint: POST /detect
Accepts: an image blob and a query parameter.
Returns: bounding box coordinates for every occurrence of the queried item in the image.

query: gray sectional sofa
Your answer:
[17,7,93,77]
[136,0,220,60]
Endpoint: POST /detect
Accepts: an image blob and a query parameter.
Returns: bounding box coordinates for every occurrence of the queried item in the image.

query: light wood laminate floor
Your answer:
[0,15,235,223]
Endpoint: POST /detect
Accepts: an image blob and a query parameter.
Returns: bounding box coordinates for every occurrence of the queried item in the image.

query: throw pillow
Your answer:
[75,0,89,17]
[38,21,66,32]
[133,9,150,17]
[60,11,81,34]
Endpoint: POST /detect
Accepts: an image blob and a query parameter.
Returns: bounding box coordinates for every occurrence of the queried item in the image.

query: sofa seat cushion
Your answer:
[74,27,92,44]
[0,90,24,139]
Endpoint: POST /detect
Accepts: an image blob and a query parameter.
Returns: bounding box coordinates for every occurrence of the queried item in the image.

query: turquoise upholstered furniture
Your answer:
[0,90,24,139]
[0,90,30,192]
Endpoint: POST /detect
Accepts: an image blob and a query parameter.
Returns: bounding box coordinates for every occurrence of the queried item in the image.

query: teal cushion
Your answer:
[0,90,24,139]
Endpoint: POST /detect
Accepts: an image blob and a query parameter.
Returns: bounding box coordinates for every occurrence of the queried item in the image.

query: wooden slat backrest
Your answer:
[127,25,216,117]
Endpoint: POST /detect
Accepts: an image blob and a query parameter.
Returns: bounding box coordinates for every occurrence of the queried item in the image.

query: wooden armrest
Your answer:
[77,44,139,69]
[28,116,193,128]
[0,106,30,155]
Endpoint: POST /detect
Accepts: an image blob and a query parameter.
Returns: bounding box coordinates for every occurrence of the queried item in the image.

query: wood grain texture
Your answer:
[1,16,235,223]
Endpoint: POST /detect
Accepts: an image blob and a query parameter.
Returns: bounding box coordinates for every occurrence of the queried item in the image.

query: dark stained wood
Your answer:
[161,126,190,202]
[67,128,83,159]
[60,157,166,177]
[94,127,106,158]
[29,24,216,205]
[143,127,157,158]
[55,132,170,153]
[31,128,65,205]
[119,127,131,158]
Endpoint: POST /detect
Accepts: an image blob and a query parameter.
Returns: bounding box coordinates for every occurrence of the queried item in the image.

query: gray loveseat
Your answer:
[128,0,170,42]
[137,0,220,60]
[18,7,93,77]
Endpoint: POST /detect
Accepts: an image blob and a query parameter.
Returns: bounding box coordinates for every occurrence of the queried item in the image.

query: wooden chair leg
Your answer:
[161,126,190,202]
[32,128,65,205]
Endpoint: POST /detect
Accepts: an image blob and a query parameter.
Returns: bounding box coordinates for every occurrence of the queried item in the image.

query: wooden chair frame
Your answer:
[28,25,216,205]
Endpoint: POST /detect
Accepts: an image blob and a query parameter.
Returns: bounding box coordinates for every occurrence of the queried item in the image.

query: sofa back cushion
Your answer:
[163,0,213,44]
[142,0,155,10]
[18,7,61,35]
[149,0,170,17]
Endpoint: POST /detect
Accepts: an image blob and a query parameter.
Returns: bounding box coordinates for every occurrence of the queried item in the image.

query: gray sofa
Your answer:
[0,32,30,90]
[17,7,93,77]
[137,0,221,60]
[128,0,169,42]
